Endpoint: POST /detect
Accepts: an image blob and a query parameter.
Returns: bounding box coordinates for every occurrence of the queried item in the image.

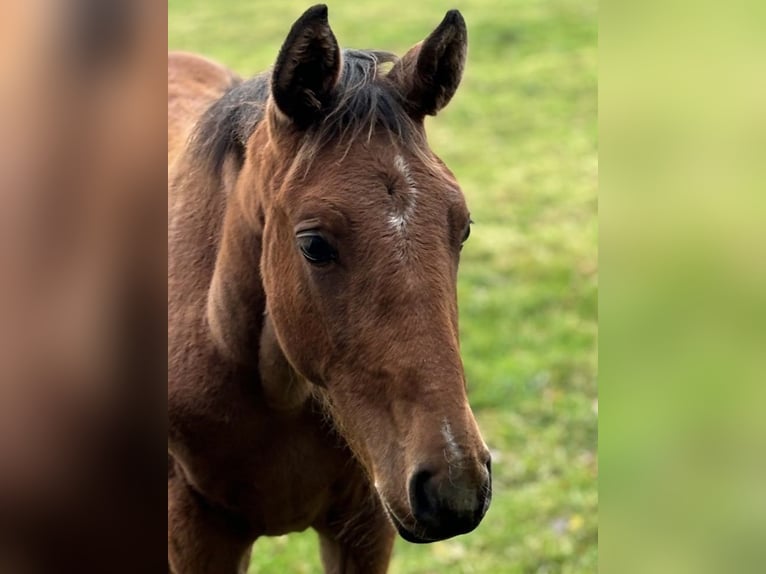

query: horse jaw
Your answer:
[258,313,312,411]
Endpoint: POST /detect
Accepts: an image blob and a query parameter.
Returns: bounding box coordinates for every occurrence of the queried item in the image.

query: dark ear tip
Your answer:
[443,9,465,28]
[434,9,466,39]
[303,4,329,22]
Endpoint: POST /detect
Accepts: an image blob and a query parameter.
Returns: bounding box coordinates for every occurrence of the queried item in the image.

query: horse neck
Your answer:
[205,146,313,411]
[205,181,266,366]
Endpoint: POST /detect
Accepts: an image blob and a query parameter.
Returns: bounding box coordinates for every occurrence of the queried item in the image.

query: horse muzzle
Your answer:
[383,457,492,543]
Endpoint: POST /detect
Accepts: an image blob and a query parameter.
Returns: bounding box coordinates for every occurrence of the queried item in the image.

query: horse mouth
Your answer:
[382,502,438,544]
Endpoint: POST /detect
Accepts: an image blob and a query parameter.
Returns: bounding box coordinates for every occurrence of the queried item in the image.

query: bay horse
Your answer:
[168,5,491,572]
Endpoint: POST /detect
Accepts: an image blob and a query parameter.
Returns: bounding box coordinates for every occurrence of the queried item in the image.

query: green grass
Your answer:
[169,1,597,572]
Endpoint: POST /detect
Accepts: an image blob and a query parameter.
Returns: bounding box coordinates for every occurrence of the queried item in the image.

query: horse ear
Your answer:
[388,10,467,119]
[271,4,341,127]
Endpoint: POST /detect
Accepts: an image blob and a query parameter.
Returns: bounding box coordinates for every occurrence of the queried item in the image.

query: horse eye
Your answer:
[460,220,472,248]
[297,232,337,265]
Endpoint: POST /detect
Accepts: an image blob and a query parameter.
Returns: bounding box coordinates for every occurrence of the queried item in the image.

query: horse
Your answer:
[168,5,491,572]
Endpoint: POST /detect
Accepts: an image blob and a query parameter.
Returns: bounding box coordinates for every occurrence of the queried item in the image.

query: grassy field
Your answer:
[168,0,597,572]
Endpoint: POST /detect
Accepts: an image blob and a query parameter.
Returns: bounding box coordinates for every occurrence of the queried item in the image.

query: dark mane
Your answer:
[190,72,269,174]
[190,49,422,175]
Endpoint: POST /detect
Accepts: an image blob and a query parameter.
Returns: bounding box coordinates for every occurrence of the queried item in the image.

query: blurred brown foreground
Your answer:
[0,1,166,571]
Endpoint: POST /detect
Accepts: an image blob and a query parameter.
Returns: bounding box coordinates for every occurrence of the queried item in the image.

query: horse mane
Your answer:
[189,49,424,176]
[189,72,268,175]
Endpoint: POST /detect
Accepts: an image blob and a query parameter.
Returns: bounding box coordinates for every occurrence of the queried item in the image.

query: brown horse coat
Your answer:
[168,6,491,573]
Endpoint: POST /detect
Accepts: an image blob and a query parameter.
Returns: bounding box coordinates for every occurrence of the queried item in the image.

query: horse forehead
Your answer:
[296,148,461,219]
[389,154,461,209]
[394,153,460,194]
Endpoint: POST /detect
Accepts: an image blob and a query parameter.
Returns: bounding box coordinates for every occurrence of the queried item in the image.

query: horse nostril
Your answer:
[482,448,492,468]
[409,468,437,524]
[479,458,493,517]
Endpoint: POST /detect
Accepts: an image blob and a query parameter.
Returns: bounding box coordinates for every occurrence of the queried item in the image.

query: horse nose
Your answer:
[408,458,492,540]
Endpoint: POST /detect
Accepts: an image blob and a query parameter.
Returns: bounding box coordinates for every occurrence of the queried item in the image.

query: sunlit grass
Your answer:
[169,0,597,571]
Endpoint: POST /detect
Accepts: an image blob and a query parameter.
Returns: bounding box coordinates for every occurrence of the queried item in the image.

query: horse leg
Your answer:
[168,468,253,574]
[315,496,396,574]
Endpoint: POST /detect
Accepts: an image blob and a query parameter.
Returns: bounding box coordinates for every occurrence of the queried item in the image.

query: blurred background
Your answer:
[0,0,166,571]
[600,2,766,573]
[169,1,598,573]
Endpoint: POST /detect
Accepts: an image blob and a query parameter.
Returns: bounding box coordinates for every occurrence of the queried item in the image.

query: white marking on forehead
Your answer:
[441,418,463,463]
[389,154,418,237]
[394,154,416,190]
